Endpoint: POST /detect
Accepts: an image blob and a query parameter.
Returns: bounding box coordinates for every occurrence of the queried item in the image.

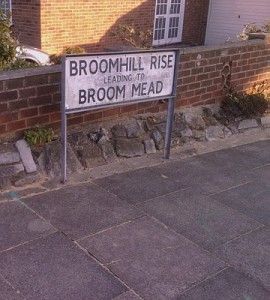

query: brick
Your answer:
[49,73,61,83]
[50,112,61,122]
[0,112,19,124]
[37,84,59,96]
[182,76,196,85]
[0,91,18,102]
[39,104,60,114]
[0,103,8,113]
[67,116,84,126]
[191,67,204,75]
[83,111,103,122]
[53,92,61,103]
[196,74,209,81]
[0,81,3,91]
[26,115,50,127]
[120,103,138,114]
[200,92,213,101]
[102,107,121,119]
[25,75,49,87]
[143,106,159,114]
[28,95,53,106]
[19,87,36,98]
[204,65,216,73]
[7,120,26,132]
[9,99,28,110]
[5,78,24,90]
[20,108,38,119]
[0,124,7,134]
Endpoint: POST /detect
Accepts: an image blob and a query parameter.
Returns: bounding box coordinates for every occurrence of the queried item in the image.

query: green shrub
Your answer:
[220,81,269,121]
[0,10,17,70]
[50,46,85,64]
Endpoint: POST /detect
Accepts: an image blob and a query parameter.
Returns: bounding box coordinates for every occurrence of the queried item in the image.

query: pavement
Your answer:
[1,129,270,300]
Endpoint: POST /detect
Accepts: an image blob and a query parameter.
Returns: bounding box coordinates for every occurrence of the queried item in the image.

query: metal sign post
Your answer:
[61,49,180,183]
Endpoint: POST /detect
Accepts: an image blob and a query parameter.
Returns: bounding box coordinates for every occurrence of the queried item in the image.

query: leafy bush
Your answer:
[220,81,269,121]
[0,10,17,70]
[50,46,85,64]
[111,24,153,49]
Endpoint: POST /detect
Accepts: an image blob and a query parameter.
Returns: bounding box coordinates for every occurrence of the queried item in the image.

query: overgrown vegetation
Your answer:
[24,125,54,147]
[0,9,37,70]
[50,46,86,64]
[220,81,269,122]
[111,24,153,49]
[238,20,270,40]
[0,10,16,69]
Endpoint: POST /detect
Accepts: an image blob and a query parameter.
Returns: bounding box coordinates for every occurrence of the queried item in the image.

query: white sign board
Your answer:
[64,50,177,112]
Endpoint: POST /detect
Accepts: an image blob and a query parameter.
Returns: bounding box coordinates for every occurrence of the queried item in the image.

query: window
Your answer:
[153,0,186,46]
[0,0,11,15]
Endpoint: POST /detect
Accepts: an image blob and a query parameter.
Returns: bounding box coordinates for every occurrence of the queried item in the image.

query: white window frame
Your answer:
[0,0,12,15]
[153,0,186,46]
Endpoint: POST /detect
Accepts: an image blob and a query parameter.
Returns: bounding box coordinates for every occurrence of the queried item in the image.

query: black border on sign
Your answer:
[61,48,180,183]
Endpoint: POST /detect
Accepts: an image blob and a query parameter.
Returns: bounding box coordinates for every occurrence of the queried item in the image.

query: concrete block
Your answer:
[143,139,156,154]
[0,152,20,165]
[206,125,224,142]
[238,119,258,130]
[115,139,144,158]
[15,139,37,173]
[0,163,24,178]
[260,116,270,127]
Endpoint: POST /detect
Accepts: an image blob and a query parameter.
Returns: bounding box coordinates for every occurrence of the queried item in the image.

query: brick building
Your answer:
[5,0,209,54]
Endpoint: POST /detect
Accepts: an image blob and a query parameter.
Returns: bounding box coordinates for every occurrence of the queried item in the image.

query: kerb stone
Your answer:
[260,116,270,128]
[238,119,258,130]
[15,139,37,173]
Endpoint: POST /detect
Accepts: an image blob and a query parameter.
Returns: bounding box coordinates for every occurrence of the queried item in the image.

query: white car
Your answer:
[16,45,51,66]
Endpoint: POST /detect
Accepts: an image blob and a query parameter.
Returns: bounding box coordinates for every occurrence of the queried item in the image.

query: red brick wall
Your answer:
[182,0,210,46]
[40,0,156,54]
[11,0,209,54]
[12,0,41,49]
[1,39,269,140]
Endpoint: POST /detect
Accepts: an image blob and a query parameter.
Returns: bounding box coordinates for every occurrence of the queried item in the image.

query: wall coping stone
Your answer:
[179,39,265,55]
[0,65,61,81]
[0,39,267,81]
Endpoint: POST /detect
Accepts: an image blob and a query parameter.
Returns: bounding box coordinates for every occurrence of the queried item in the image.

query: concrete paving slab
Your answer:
[79,216,225,299]
[214,227,270,291]
[79,217,188,264]
[0,276,25,300]
[149,156,247,195]
[137,189,261,251]
[0,201,55,252]
[0,232,126,300]
[178,267,270,299]
[210,181,270,226]
[112,290,142,300]
[247,163,270,185]
[23,183,143,240]
[94,168,186,204]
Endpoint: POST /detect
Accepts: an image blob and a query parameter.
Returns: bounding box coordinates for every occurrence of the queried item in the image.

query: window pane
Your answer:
[0,0,11,14]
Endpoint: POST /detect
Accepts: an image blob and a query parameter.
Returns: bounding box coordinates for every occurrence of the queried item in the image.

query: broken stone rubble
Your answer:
[1,104,270,190]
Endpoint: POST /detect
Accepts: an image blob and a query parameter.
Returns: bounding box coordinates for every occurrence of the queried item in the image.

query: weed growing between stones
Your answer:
[24,125,54,147]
